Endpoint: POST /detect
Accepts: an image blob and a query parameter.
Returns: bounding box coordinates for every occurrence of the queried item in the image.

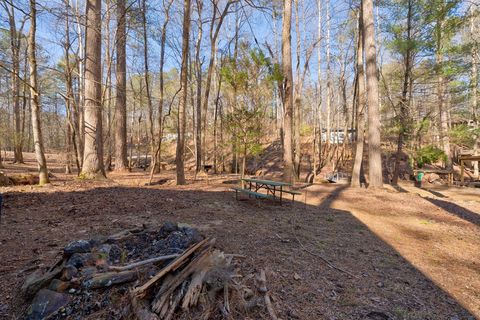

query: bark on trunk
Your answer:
[114,0,128,171]
[153,0,173,174]
[104,0,113,172]
[293,0,301,179]
[142,0,155,169]
[362,0,383,188]
[325,1,331,152]
[392,0,413,185]
[63,0,81,173]
[194,0,203,172]
[282,0,294,183]
[175,0,192,185]
[198,1,234,171]
[28,0,49,185]
[435,10,452,169]
[315,0,322,176]
[81,0,105,178]
[351,10,366,188]
[470,4,479,177]
[7,5,24,163]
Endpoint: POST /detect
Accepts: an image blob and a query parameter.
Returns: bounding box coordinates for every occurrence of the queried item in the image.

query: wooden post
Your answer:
[460,160,464,185]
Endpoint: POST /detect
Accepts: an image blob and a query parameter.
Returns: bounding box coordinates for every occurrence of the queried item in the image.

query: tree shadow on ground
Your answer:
[422,196,480,228]
[0,184,476,319]
[396,183,480,227]
[391,184,409,193]
[419,188,448,198]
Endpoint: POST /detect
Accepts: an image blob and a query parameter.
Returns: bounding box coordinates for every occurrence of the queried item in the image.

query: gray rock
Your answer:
[97,244,111,255]
[48,279,70,293]
[25,289,70,320]
[22,264,64,298]
[66,253,94,269]
[64,240,92,255]
[60,265,78,281]
[80,266,97,278]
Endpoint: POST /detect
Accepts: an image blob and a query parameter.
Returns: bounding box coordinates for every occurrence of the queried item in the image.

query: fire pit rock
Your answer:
[22,222,204,319]
[25,289,70,320]
[21,222,269,320]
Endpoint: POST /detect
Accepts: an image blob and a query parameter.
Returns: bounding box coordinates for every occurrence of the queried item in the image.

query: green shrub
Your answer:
[449,124,476,147]
[415,145,446,168]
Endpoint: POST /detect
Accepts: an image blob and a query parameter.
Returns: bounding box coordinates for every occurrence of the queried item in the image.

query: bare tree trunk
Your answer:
[470,3,479,178]
[73,0,85,165]
[141,0,155,170]
[5,3,24,163]
[362,0,383,188]
[66,118,72,174]
[213,58,222,173]
[325,0,331,153]
[176,0,192,185]
[435,9,451,169]
[152,0,173,175]
[28,0,49,185]
[314,0,322,177]
[282,0,294,183]
[63,0,81,173]
[81,0,105,178]
[200,0,235,171]
[230,10,240,173]
[114,0,128,171]
[293,0,302,179]
[104,0,113,171]
[273,4,282,139]
[351,10,365,188]
[392,0,413,185]
[194,0,203,172]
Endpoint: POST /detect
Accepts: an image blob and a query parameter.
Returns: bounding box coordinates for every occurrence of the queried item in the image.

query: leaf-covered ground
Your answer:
[0,154,479,319]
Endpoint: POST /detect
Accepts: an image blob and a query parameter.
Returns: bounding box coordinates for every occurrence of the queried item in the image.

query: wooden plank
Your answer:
[282,189,302,195]
[231,187,273,199]
[242,178,291,187]
[132,238,211,297]
[413,169,452,174]
[459,155,480,161]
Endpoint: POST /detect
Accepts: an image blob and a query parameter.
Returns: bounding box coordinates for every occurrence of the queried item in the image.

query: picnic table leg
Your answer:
[273,185,276,201]
[280,186,283,205]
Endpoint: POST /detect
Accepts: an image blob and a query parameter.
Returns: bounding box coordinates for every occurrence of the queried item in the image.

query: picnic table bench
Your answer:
[231,178,302,204]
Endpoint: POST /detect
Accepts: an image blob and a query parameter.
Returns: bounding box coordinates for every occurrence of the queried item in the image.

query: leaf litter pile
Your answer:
[22,222,278,320]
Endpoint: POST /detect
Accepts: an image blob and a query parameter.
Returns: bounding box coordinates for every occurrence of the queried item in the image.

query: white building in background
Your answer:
[321,129,355,144]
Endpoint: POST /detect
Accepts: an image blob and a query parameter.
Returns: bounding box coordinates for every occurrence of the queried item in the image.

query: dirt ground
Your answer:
[0,153,479,319]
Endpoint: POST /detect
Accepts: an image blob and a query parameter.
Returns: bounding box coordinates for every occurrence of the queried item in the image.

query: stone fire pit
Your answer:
[21,222,276,320]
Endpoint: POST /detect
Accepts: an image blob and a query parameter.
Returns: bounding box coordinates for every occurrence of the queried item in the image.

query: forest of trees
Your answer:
[0,0,478,186]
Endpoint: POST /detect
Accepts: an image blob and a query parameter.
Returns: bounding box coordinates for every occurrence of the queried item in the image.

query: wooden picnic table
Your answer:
[232,178,301,204]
